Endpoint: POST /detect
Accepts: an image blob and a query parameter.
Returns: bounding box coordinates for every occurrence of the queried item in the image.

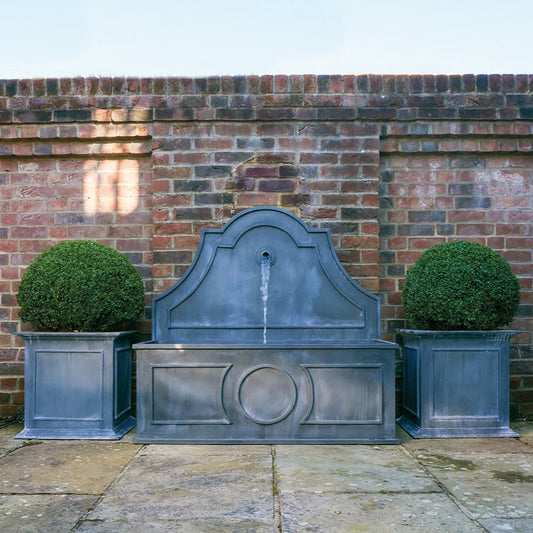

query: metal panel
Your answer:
[402,346,419,419]
[152,207,381,343]
[151,364,231,424]
[135,344,398,444]
[432,348,499,418]
[301,365,383,424]
[115,346,132,419]
[34,350,103,420]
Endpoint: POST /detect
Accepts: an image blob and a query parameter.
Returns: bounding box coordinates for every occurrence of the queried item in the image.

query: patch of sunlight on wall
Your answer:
[83,159,140,215]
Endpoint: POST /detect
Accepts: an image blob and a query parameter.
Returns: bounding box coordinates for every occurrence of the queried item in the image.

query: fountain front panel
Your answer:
[134,207,398,443]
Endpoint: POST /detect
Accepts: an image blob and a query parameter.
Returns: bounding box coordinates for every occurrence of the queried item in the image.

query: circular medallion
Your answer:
[238,366,297,425]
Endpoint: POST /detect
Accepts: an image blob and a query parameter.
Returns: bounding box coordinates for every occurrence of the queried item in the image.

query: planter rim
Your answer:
[396,329,520,340]
[17,331,136,339]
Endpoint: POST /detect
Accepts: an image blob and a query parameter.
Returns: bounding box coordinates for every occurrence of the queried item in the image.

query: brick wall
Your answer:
[1,75,532,418]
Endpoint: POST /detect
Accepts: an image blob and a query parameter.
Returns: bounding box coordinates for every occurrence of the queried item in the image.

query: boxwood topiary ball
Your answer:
[17,240,145,332]
[402,241,520,331]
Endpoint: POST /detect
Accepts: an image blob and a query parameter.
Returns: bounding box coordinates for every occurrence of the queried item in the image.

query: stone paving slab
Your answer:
[404,436,533,455]
[0,494,97,533]
[403,436,533,524]
[413,449,533,519]
[87,445,274,527]
[512,422,533,447]
[512,421,533,437]
[479,518,533,533]
[0,423,24,458]
[279,492,485,532]
[76,518,271,532]
[275,444,440,493]
[0,440,139,494]
[0,422,532,532]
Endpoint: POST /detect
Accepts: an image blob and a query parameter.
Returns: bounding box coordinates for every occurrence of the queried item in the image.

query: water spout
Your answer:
[260,251,271,344]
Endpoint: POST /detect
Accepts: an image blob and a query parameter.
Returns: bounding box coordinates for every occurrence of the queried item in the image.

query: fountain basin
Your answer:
[135,341,397,443]
[134,207,398,444]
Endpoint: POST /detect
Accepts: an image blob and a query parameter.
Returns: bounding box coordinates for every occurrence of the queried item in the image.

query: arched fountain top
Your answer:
[152,206,380,343]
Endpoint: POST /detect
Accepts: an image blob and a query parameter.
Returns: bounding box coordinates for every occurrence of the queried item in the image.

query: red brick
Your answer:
[361,222,379,235]
[497,224,531,235]
[49,227,67,239]
[236,193,278,206]
[0,378,19,391]
[278,138,317,150]
[300,153,338,164]
[456,224,495,235]
[303,75,317,93]
[361,194,380,207]
[243,166,279,178]
[172,153,210,164]
[341,236,378,249]
[397,251,424,264]
[385,237,407,249]
[306,181,339,192]
[409,238,446,249]
[300,207,338,219]
[448,211,486,222]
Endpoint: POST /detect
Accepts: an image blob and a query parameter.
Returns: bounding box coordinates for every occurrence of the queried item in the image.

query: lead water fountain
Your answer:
[134,207,398,443]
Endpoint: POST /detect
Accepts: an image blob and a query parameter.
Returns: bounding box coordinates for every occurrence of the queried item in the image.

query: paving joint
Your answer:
[271,445,283,533]
[70,443,147,531]
[399,442,489,532]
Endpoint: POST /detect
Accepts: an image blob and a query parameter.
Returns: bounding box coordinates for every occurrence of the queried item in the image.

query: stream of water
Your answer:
[260,255,270,344]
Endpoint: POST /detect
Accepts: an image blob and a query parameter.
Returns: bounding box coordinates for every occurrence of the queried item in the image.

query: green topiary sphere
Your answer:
[402,241,520,331]
[17,240,145,332]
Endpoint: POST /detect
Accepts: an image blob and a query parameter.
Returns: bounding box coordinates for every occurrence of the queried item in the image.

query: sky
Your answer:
[1,0,531,79]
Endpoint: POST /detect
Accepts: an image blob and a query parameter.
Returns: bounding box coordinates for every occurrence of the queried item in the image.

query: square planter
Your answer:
[16,331,136,440]
[397,330,519,438]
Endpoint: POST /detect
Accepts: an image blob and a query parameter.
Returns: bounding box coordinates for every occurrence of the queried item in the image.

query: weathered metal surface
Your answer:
[151,206,380,344]
[135,342,397,443]
[135,207,398,443]
[397,329,519,438]
[16,331,136,440]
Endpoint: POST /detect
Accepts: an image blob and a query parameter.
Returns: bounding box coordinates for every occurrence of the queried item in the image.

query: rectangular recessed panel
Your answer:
[151,365,231,424]
[433,349,499,418]
[35,350,103,420]
[302,365,382,424]
[115,347,132,419]
[403,347,419,417]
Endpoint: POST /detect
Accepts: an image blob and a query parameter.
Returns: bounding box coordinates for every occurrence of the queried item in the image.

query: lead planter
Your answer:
[397,330,519,438]
[16,331,136,440]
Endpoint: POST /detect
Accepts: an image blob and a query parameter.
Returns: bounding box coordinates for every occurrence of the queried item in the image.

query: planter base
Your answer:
[397,414,519,439]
